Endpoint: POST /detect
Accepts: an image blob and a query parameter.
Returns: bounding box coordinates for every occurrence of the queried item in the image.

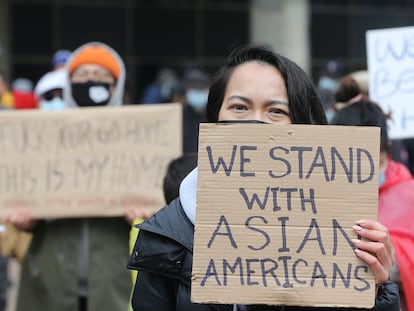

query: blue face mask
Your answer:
[40,97,66,111]
[186,89,209,114]
[378,160,388,186]
[318,77,338,91]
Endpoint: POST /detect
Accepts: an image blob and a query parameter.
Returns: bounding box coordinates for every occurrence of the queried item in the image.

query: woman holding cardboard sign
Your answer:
[128,45,399,310]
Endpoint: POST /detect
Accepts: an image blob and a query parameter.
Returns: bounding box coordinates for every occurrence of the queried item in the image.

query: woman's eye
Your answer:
[231,104,248,111]
[269,108,289,116]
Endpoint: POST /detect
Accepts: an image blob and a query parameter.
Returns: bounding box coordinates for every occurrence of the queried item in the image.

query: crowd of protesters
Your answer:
[0,41,412,311]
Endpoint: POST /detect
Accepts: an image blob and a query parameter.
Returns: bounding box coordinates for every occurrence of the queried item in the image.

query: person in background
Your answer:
[4,42,148,311]
[11,78,37,109]
[34,69,66,110]
[0,250,6,311]
[0,70,13,109]
[0,71,19,311]
[182,68,210,153]
[162,153,198,205]
[170,82,186,105]
[334,74,408,166]
[316,59,343,122]
[349,70,369,96]
[52,49,72,71]
[402,138,414,175]
[331,77,414,311]
[127,152,198,311]
[128,45,399,311]
[140,68,179,104]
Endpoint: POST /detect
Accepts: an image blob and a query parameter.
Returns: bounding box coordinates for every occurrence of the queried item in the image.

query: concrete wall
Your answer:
[250,0,310,73]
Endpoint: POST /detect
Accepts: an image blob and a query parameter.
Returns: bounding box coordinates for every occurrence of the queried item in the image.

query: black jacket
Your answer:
[127,199,400,311]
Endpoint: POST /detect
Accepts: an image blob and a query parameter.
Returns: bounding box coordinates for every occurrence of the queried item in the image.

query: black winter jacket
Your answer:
[127,198,400,311]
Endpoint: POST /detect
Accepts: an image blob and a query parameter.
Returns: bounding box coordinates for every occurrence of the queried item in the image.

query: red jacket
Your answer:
[12,91,37,109]
[379,159,414,311]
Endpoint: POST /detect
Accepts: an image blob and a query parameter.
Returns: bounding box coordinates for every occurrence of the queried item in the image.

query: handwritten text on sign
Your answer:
[0,104,182,218]
[192,124,379,308]
[367,26,414,139]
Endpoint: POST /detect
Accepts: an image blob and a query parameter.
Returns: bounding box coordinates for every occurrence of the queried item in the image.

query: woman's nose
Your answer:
[253,110,266,123]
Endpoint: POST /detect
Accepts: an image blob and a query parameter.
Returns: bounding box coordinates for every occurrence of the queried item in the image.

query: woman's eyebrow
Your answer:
[267,100,289,106]
[226,95,252,104]
[226,95,289,107]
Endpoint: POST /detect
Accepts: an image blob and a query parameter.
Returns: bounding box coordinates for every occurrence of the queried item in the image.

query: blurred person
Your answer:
[0,70,13,109]
[331,78,414,311]
[334,74,408,166]
[4,42,148,311]
[170,82,186,105]
[52,49,72,71]
[0,254,6,311]
[127,152,197,311]
[162,153,198,205]
[140,68,179,104]
[128,45,399,311]
[182,68,210,153]
[0,224,9,311]
[350,70,369,96]
[11,78,37,109]
[350,69,409,166]
[332,74,366,113]
[402,138,414,175]
[34,69,66,110]
[0,70,13,311]
[316,59,343,122]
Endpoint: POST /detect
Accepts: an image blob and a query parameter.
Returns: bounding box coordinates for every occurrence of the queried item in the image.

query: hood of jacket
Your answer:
[63,42,126,108]
[379,159,412,193]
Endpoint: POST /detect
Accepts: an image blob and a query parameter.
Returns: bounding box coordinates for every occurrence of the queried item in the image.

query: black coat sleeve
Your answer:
[372,280,400,311]
[128,223,233,311]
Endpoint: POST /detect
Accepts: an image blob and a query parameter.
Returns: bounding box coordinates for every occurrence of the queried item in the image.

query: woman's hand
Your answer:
[123,205,152,224]
[352,219,394,285]
[3,207,37,231]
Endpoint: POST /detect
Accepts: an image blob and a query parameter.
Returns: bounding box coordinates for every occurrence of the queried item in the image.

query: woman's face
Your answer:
[218,61,291,124]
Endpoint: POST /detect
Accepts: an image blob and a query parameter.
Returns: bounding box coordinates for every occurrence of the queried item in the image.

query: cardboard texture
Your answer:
[0,104,182,218]
[192,123,379,308]
[367,26,414,139]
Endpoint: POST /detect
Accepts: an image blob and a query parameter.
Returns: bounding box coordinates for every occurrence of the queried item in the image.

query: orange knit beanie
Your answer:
[69,45,120,79]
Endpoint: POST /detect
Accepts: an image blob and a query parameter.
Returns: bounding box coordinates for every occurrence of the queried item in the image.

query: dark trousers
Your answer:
[79,296,87,311]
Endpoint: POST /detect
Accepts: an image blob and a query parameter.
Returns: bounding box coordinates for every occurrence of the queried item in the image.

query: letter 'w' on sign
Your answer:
[192,123,379,308]
[367,26,414,139]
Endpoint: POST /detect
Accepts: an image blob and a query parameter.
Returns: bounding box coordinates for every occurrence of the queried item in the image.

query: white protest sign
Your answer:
[367,26,414,139]
[192,123,379,308]
[0,104,182,218]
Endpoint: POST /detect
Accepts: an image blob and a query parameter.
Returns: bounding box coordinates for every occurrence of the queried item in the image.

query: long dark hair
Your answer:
[206,45,327,125]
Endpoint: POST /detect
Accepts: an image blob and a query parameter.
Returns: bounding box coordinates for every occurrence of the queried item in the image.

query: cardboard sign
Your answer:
[192,123,379,308]
[0,104,182,218]
[367,26,414,139]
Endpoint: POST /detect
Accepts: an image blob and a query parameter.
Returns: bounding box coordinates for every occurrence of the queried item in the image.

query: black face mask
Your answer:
[71,81,111,107]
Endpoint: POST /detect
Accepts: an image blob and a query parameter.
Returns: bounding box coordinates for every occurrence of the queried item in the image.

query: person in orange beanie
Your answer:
[5,42,149,311]
[64,42,124,108]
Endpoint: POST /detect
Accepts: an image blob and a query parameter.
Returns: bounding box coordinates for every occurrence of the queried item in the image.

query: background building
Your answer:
[0,0,414,102]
